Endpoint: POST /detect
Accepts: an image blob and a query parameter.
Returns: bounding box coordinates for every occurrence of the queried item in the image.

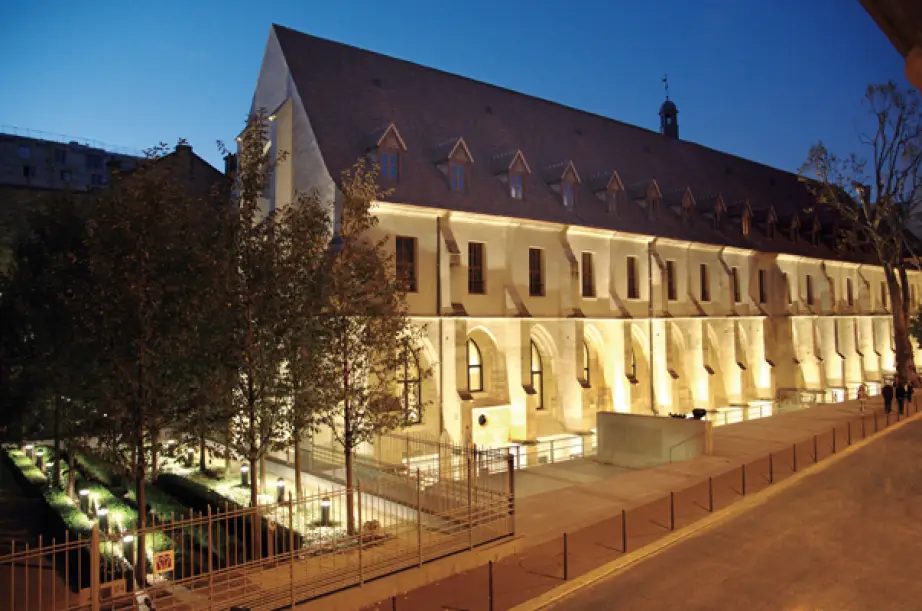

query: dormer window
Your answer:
[450,162,466,191]
[436,137,473,192]
[742,210,752,238]
[380,149,398,180]
[370,123,407,183]
[510,172,524,199]
[562,181,576,208]
[544,161,581,210]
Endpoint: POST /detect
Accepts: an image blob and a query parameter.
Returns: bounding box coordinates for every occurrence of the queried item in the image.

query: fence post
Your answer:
[488,560,494,611]
[874,411,878,432]
[741,464,746,496]
[792,444,797,472]
[669,491,675,530]
[358,484,364,586]
[621,509,627,553]
[563,533,568,580]
[417,468,423,566]
[813,435,818,463]
[467,455,474,551]
[832,428,836,454]
[708,477,714,512]
[769,453,774,483]
[506,453,516,535]
[289,493,295,609]
[550,440,555,464]
[90,524,100,611]
[207,505,214,606]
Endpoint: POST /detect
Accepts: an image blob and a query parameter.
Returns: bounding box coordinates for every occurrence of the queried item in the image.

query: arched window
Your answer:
[582,341,591,387]
[467,339,483,393]
[531,340,544,410]
[397,346,421,425]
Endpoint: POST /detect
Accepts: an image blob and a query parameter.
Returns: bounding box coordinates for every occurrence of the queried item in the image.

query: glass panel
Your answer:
[468,340,481,366]
[531,341,541,374]
[469,368,482,393]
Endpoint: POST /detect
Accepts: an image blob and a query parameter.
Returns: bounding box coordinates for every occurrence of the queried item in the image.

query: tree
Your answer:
[319,160,431,535]
[81,141,228,582]
[275,191,336,502]
[800,82,922,384]
[222,112,288,512]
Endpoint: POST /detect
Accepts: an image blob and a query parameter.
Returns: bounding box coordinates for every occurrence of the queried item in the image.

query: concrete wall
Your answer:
[595,411,710,469]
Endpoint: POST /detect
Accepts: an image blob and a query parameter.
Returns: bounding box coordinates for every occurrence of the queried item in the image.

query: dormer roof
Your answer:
[662,186,695,215]
[627,179,661,202]
[431,137,474,164]
[365,123,407,151]
[587,169,625,194]
[491,149,531,175]
[542,160,581,185]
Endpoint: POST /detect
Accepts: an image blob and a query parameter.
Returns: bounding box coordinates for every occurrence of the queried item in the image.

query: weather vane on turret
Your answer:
[663,74,670,100]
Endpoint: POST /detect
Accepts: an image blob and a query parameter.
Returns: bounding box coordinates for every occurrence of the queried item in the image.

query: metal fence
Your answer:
[2,455,515,611]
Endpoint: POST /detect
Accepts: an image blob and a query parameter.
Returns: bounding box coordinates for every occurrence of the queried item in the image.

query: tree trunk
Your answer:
[66,445,76,497]
[887,267,917,384]
[135,418,147,587]
[292,425,303,503]
[52,396,61,488]
[259,454,266,497]
[199,432,207,473]
[344,423,355,536]
[149,422,159,480]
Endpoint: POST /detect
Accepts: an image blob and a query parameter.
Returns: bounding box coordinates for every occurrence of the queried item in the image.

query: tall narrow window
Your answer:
[806,274,814,306]
[467,339,483,392]
[666,260,677,301]
[450,162,466,191]
[531,341,544,410]
[784,272,792,304]
[758,269,767,304]
[510,172,524,199]
[700,263,710,302]
[397,346,421,425]
[528,248,544,296]
[627,256,639,299]
[581,341,591,386]
[846,277,854,306]
[881,281,888,310]
[731,267,741,303]
[562,181,575,208]
[380,149,398,180]
[395,236,417,292]
[468,242,485,294]
[581,252,595,298]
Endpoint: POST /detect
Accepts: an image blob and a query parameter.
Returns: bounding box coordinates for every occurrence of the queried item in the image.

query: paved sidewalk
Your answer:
[550,416,922,611]
[299,396,913,611]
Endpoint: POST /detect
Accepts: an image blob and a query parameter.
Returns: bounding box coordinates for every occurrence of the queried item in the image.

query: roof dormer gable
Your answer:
[432,137,474,192]
[589,170,625,214]
[759,205,778,238]
[788,213,801,243]
[627,179,661,219]
[663,186,696,220]
[698,194,727,228]
[492,149,532,199]
[373,123,408,152]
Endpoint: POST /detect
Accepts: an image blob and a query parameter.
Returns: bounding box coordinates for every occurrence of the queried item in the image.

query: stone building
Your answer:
[247,24,922,453]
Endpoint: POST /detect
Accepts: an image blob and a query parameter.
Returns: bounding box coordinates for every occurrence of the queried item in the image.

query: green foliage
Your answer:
[7,448,48,486]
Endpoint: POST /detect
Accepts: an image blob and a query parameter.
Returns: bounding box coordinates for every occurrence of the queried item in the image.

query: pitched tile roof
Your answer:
[272,25,869,262]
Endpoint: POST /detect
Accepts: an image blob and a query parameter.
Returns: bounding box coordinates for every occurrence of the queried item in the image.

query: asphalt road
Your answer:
[556,418,922,611]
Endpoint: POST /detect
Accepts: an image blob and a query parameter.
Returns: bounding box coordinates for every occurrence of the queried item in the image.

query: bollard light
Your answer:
[89,493,99,518]
[79,489,90,514]
[44,460,53,475]
[185,447,195,468]
[24,444,34,460]
[320,497,332,526]
[98,506,109,533]
[35,448,45,470]
[240,465,250,488]
[122,535,135,564]
[276,478,286,503]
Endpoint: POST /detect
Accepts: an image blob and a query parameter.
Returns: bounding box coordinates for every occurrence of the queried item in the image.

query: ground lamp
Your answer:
[35,448,45,471]
[24,444,34,460]
[44,461,53,475]
[185,447,195,468]
[122,535,134,564]
[240,465,250,487]
[79,489,90,513]
[320,498,332,527]
[276,478,286,503]
[98,506,109,533]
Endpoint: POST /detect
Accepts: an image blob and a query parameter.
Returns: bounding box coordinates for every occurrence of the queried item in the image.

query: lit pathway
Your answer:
[553,417,922,611]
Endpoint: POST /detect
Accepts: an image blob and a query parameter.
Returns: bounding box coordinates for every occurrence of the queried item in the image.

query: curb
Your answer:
[509,408,920,611]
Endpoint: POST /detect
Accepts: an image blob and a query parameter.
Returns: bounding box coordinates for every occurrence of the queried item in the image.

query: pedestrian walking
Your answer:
[896,380,907,415]
[857,383,868,413]
[882,381,894,414]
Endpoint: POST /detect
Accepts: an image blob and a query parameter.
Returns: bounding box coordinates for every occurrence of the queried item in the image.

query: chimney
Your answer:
[175,143,193,154]
[224,153,238,179]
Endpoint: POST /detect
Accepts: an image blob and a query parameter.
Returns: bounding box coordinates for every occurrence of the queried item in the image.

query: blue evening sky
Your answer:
[0,0,909,173]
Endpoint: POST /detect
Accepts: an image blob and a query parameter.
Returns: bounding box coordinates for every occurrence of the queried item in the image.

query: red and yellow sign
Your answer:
[153,550,174,574]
